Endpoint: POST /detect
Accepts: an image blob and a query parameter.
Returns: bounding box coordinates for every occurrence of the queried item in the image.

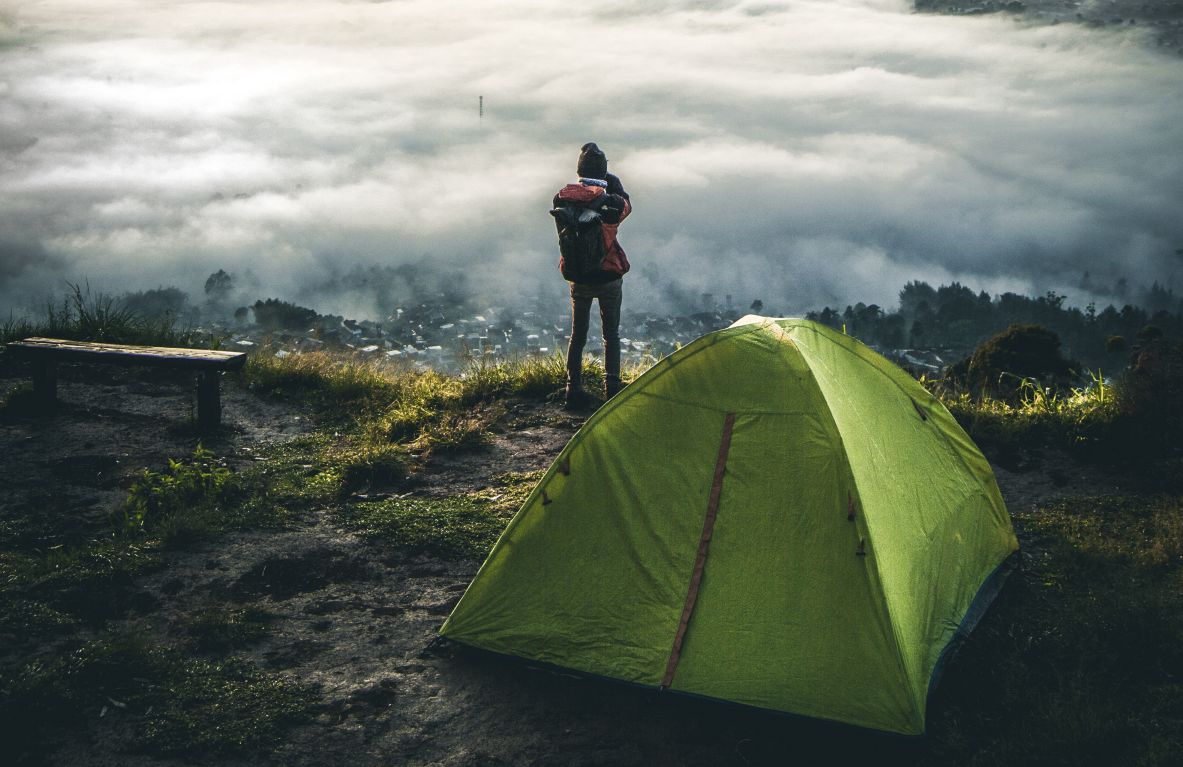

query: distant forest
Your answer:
[107,270,1183,374]
[805,279,1182,371]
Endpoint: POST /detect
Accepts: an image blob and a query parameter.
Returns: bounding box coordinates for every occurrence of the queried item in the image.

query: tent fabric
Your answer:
[439,316,1018,736]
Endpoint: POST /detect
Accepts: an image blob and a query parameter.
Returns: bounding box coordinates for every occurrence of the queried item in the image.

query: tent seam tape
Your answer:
[661,411,735,689]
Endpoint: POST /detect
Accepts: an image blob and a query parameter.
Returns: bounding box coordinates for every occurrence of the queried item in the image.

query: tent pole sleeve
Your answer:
[662,411,735,688]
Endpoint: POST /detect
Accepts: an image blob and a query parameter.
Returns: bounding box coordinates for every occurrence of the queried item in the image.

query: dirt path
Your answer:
[0,365,1135,766]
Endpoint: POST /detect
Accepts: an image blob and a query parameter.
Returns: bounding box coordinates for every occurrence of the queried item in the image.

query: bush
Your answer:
[946,323,1078,394]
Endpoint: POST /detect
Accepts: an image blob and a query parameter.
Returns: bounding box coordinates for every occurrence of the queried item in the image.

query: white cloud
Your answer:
[0,0,1180,316]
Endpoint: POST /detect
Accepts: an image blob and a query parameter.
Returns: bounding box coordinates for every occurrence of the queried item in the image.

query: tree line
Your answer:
[805,280,1182,371]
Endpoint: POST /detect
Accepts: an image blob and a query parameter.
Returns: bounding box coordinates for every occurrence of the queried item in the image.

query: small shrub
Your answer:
[115,444,231,539]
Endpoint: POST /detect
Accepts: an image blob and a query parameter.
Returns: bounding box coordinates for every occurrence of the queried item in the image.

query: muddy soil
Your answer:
[0,364,1138,767]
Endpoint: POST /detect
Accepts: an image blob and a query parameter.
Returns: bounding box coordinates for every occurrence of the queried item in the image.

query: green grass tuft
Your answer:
[186,605,275,654]
[1,282,196,348]
[341,496,507,560]
[338,471,542,560]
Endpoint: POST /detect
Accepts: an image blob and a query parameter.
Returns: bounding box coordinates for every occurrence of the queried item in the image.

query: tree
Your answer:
[899,281,937,317]
[204,270,233,303]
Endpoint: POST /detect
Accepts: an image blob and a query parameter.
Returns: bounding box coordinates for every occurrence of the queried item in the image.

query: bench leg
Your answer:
[31,360,57,404]
[196,371,221,434]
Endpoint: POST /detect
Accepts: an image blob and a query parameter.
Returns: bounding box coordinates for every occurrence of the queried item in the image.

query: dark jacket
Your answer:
[553,173,631,284]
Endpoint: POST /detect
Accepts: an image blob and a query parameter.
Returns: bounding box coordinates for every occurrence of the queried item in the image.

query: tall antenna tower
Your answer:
[479,95,483,119]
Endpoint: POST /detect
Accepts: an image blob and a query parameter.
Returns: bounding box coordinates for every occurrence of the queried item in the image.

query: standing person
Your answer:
[553,142,631,410]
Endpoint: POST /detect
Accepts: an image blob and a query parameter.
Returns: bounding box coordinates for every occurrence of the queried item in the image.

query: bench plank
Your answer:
[6,338,247,371]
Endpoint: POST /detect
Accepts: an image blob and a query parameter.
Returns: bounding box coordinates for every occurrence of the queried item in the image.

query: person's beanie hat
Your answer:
[577,142,608,180]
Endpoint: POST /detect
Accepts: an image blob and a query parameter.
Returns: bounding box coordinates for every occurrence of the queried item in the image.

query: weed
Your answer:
[338,472,542,559]
[1,538,165,588]
[239,348,623,456]
[331,442,408,493]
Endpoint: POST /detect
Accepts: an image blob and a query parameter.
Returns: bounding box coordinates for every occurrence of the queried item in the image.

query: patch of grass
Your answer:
[0,594,76,633]
[933,371,1119,451]
[479,470,545,516]
[114,443,295,547]
[338,471,542,559]
[1,538,166,588]
[332,442,409,490]
[239,348,621,457]
[187,605,275,654]
[340,495,508,560]
[926,494,1183,766]
[1,282,196,348]
[0,445,297,630]
[0,635,314,759]
[1026,495,1183,574]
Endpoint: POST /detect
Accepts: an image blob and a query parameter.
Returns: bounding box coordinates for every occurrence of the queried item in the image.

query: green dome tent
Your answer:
[440,317,1018,736]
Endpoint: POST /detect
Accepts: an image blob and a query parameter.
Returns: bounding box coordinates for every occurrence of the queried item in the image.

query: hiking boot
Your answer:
[605,379,624,400]
[563,388,590,411]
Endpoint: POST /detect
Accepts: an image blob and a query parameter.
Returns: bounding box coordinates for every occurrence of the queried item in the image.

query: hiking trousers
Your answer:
[566,278,622,393]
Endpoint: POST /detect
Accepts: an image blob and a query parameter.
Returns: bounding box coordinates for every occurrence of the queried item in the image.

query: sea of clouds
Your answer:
[0,0,1181,319]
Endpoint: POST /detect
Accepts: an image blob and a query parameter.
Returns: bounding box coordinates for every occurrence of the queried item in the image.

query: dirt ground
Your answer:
[0,364,1137,767]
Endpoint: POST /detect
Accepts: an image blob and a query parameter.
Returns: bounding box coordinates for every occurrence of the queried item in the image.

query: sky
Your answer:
[1,0,1181,320]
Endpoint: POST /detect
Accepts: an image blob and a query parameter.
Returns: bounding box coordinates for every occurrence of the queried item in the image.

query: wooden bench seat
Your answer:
[5,337,247,433]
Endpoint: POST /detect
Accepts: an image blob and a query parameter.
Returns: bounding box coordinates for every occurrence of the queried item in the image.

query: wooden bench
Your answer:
[5,338,247,433]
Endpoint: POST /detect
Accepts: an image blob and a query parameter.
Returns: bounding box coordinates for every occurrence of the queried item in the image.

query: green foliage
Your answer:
[338,471,541,559]
[332,442,409,494]
[928,495,1183,766]
[240,349,613,458]
[0,636,314,757]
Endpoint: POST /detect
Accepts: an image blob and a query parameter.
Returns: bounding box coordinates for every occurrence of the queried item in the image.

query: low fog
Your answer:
[1,0,1181,320]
